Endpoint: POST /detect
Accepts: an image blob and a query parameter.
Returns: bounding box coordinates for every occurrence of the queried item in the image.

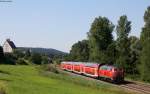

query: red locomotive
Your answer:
[61,61,124,83]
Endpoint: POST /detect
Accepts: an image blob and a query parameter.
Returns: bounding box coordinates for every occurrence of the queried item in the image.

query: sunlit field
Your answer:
[0,65,134,94]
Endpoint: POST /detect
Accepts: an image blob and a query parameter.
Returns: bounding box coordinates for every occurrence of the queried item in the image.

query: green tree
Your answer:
[129,36,141,75]
[30,53,42,65]
[42,55,49,64]
[24,49,31,59]
[70,40,89,61]
[0,46,4,63]
[63,54,71,61]
[106,41,118,64]
[3,53,16,65]
[116,15,131,72]
[13,49,25,58]
[88,16,114,63]
[140,6,150,82]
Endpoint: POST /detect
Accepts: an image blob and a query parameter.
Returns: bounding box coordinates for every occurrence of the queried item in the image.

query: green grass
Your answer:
[0,65,133,94]
[0,81,7,94]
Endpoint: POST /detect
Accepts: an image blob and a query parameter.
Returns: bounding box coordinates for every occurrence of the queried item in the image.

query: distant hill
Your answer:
[17,47,68,57]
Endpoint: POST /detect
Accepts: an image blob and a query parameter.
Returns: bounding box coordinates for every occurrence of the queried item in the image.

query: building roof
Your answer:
[6,39,16,49]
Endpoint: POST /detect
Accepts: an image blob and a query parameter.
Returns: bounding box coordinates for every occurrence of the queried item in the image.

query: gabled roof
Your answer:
[6,39,16,49]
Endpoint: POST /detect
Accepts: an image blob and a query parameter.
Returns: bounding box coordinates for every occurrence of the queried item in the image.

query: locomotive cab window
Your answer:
[107,66,112,71]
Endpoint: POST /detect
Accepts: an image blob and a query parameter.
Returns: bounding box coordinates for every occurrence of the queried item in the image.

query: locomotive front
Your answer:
[112,67,124,82]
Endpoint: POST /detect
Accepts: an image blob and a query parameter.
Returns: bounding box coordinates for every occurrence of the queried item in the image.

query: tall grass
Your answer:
[40,64,59,74]
[0,82,7,94]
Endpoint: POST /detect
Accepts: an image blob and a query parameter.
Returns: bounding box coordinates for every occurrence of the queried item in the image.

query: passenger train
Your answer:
[61,61,124,83]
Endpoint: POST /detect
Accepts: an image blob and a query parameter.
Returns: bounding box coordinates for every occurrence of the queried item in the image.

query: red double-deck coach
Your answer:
[82,63,100,78]
[72,62,84,74]
[61,62,73,71]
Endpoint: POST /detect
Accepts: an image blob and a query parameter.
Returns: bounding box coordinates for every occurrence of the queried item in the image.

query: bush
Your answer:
[52,59,62,65]
[3,53,16,65]
[30,53,42,65]
[41,56,49,64]
[41,64,59,74]
[16,58,28,65]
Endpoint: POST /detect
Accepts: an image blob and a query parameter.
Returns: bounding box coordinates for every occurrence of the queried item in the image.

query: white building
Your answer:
[3,39,16,53]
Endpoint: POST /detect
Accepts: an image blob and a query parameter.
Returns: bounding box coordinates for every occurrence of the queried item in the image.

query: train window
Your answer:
[107,66,112,71]
[100,66,108,70]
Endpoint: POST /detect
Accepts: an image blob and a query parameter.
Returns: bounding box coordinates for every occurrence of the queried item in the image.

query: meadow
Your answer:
[0,65,133,94]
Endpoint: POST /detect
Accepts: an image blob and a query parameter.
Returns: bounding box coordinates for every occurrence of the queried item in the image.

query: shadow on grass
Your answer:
[0,78,12,82]
[0,70,11,75]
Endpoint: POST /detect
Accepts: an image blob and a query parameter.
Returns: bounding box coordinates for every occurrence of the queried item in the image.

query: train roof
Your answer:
[61,61,103,67]
[100,64,123,69]
[61,61,83,64]
[83,63,100,67]
[61,61,73,64]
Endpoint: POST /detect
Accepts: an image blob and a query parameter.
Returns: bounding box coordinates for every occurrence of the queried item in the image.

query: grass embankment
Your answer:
[0,65,133,94]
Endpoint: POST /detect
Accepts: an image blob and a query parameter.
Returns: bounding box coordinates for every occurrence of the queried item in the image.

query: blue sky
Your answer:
[0,0,149,52]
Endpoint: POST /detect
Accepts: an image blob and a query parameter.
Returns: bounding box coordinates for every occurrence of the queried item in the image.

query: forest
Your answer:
[65,6,150,82]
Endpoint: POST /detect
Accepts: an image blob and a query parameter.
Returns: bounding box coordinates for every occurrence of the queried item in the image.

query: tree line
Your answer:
[66,6,150,82]
[0,48,52,65]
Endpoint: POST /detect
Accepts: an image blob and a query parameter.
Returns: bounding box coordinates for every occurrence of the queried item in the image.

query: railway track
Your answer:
[61,69,150,94]
[119,81,150,94]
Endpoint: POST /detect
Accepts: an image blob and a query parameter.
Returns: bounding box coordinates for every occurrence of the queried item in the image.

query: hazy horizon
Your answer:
[0,0,149,52]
